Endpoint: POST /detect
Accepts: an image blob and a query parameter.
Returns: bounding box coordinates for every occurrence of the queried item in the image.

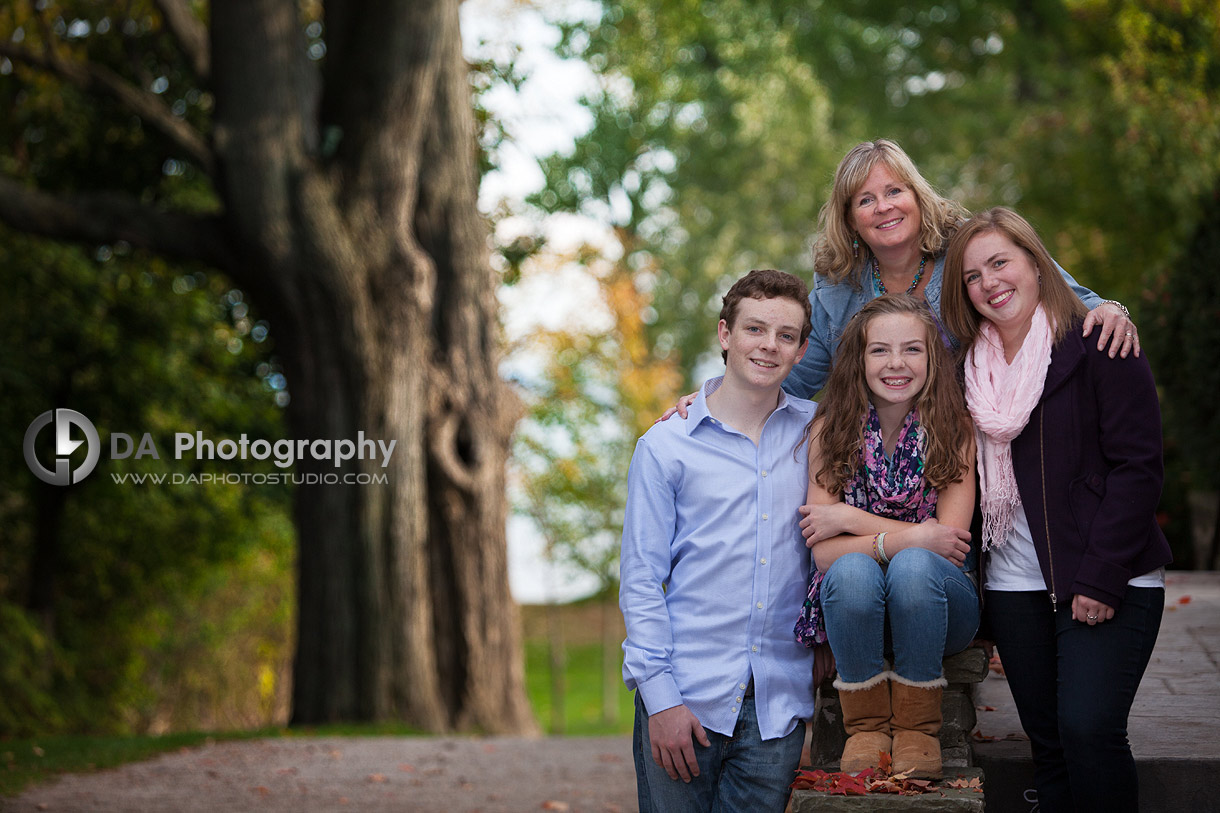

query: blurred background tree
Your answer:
[523,0,1219,564]
[512,254,681,731]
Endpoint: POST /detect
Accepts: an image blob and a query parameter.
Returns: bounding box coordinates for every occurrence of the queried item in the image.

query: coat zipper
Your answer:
[1038,405,1058,610]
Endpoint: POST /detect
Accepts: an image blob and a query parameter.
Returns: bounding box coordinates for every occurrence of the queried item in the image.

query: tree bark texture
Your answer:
[0,0,534,733]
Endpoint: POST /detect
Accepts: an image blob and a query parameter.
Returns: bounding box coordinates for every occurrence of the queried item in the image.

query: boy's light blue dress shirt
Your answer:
[620,376,817,740]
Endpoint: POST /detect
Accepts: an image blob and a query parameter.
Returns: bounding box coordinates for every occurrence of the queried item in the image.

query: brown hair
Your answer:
[811,139,969,286]
[941,206,1088,352]
[811,293,972,495]
[719,269,812,361]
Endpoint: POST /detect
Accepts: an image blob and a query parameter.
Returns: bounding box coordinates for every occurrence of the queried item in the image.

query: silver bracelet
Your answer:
[1100,299,1131,321]
[877,532,889,565]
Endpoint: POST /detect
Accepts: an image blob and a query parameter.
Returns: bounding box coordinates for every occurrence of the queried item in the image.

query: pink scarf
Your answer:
[964,305,1055,550]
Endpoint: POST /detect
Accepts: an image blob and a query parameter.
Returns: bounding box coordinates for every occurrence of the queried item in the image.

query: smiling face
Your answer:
[962,229,1042,345]
[848,162,922,255]
[863,312,929,414]
[718,295,809,392]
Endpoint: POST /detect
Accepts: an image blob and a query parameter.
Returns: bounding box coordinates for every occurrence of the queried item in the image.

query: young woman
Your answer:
[794,293,978,779]
[941,208,1171,812]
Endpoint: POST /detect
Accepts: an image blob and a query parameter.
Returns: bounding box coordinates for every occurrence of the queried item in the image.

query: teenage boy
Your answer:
[620,269,818,812]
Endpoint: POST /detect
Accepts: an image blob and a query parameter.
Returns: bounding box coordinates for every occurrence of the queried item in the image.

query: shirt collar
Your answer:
[685,375,809,435]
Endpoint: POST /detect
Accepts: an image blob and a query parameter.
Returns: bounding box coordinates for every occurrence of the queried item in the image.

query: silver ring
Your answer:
[1087,614,1098,621]
[1125,331,1132,338]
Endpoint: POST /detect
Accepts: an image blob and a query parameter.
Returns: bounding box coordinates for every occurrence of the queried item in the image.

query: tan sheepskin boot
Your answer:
[835,674,892,774]
[890,677,945,779]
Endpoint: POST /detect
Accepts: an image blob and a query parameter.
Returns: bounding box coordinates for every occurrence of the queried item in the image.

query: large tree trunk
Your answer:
[0,0,532,733]
[206,0,533,732]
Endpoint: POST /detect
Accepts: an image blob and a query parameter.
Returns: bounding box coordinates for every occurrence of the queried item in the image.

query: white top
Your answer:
[985,504,1165,592]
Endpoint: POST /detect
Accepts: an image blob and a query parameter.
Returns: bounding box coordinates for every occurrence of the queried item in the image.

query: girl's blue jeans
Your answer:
[821,548,980,684]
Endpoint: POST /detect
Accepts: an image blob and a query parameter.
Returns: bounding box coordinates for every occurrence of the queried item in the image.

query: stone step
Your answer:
[790,766,985,812]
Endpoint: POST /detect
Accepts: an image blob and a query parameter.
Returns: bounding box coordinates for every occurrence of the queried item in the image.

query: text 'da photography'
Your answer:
[22,408,396,488]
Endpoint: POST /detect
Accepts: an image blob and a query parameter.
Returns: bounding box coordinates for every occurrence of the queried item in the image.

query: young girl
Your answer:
[794,293,978,779]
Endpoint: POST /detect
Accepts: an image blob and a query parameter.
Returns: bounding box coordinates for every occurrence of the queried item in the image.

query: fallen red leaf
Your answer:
[367,773,387,783]
[1178,595,1192,604]
[791,759,940,796]
[541,802,571,811]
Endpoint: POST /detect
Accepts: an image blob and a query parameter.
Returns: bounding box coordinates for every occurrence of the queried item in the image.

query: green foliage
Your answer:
[0,604,71,736]
[1147,189,1220,492]
[535,0,847,382]
[0,229,293,735]
[0,1,297,736]
[537,0,1220,376]
[512,267,682,591]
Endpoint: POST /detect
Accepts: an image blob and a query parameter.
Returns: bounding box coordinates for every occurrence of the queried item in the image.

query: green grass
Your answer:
[524,638,634,736]
[0,723,434,798]
[0,730,265,797]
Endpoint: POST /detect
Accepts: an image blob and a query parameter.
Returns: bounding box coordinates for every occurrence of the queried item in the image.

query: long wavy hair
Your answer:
[812,139,969,286]
[941,206,1087,353]
[811,294,973,496]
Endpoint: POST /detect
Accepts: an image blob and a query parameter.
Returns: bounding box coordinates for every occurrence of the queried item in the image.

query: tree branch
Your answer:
[0,175,233,272]
[153,0,211,81]
[0,42,214,175]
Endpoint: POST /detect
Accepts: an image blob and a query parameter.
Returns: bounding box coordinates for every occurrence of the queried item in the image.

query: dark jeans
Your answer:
[632,693,805,813]
[985,587,1164,813]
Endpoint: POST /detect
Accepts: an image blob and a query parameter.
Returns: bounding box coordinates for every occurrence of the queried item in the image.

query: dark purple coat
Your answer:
[1008,325,1172,609]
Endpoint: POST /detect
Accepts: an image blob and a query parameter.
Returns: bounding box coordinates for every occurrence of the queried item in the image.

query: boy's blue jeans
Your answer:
[821,548,979,684]
[632,693,804,813]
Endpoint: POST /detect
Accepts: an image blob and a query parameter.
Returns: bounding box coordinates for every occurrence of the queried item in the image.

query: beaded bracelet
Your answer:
[872,532,890,565]
[1100,299,1131,321]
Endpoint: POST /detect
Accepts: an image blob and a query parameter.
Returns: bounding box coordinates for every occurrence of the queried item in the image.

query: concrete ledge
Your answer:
[971,572,1220,813]
[972,739,1220,812]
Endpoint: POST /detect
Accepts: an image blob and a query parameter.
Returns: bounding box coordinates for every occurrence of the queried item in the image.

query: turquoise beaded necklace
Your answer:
[871,255,928,295]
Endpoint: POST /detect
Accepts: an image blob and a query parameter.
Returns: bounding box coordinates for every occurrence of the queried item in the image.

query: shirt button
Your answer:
[736,696,742,703]
[752,645,758,652]
[739,683,747,690]
[732,707,738,713]
[762,513,769,520]
[762,470,768,477]
[760,558,767,565]
[756,602,764,609]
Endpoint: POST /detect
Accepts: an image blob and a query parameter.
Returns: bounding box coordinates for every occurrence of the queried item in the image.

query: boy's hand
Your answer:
[649,704,710,782]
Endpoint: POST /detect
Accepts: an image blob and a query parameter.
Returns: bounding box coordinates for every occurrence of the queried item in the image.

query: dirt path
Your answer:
[4,735,637,813]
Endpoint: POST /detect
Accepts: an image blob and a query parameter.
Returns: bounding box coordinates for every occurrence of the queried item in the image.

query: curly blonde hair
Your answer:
[812,139,969,286]
[811,294,972,496]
